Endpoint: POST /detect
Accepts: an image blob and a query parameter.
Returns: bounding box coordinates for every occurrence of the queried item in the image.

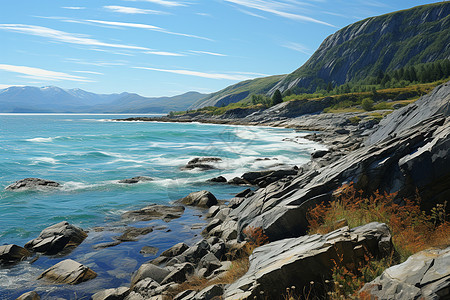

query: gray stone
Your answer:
[92,287,130,300]
[5,178,60,191]
[208,176,227,183]
[224,222,392,299]
[181,240,210,264]
[0,244,30,264]
[198,252,222,276]
[140,246,159,256]
[182,157,222,171]
[25,221,87,255]
[205,206,221,218]
[38,259,97,285]
[160,243,189,258]
[194,284,224,300]
[122,205,185,223]
[116,227,153,242]
[360,246,450,300]
[16,291,40,300]
[131,263,171,286]
[118,176,153,184]
[173,290,197,300]
[131,278,160,298]
[161,262,195,284]
[178,190,218,208]
[311,149,330,159]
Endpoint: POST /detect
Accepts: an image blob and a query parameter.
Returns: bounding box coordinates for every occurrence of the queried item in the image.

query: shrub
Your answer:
[307,183,450,298]
[361,98,374,111]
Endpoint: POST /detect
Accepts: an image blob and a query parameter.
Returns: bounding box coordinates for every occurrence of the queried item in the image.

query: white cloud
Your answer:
[0,24,150,51]
[62,7,86,10]
[103,5,166,15]
[145,51,185,56]
[85,19,212,41]
[189,50,227,57]
[224,0,336,27]
[282,42,311,55]
[0,64,91,82]
[134,66,258,80]
[125,0,186,7]
[73,70,104,75]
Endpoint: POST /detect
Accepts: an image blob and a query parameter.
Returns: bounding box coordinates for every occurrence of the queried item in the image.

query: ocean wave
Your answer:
[30,157,59,165]
[26,137,55,143]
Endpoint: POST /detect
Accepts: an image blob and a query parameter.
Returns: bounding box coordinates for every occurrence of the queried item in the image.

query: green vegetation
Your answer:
[271,89,283,106]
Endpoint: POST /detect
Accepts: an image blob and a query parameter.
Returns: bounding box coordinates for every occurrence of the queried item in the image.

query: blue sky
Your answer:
[0,0,443,97]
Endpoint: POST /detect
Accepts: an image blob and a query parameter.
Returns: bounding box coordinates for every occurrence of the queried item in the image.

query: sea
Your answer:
[0,114,326,299]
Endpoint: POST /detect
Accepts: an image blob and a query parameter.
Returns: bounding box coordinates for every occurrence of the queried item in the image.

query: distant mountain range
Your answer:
[191,2,450,109]
[0,86,207,113]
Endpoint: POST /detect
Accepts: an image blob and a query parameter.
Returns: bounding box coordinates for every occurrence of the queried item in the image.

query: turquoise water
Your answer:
[0,114,324,298]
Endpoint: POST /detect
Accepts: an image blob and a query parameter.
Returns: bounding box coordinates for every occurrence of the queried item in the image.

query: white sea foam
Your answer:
[30,157,59,165]
[26,137,54,142]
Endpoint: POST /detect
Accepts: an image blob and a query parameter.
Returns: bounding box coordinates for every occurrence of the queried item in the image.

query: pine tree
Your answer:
[271,89,283,106]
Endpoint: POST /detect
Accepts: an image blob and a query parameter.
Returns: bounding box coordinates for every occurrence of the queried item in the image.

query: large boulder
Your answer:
[25,221,87,255]
[38,259,97,285]
[0,244,30,265]
[232,116,450,242]
[366,80,450,145]
[5,178,60,191]
[178,191,218,208]
[122,205,185,223]
[224,222,392,299]
[360,246,450,299]
[131,263,171,286]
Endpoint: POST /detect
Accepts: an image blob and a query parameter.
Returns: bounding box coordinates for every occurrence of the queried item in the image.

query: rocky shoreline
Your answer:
[3,81,450,299]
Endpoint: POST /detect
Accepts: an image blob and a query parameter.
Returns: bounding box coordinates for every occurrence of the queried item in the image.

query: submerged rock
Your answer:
[122,205,185,222]
[208,176,227,183]
[5,178,60,191]
[178,191,218,208]
[0,244,31,265]
[16,291,40,300]
[25,221,87,255]
[360,246,450,300]
[118,176,153,184]
[182,157,222,171]
[38,259,97,285]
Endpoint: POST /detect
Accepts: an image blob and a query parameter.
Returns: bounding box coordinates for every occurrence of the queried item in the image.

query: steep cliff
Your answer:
[271,2,450,93]
[191,2,450,110]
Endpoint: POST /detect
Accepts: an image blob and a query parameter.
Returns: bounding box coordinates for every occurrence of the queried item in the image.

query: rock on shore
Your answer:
[38,259,97,285]
[25,221,87,255]
[360,246,450,299]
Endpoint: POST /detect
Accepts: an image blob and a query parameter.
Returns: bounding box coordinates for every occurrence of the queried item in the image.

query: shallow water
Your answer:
[0,114,325,298]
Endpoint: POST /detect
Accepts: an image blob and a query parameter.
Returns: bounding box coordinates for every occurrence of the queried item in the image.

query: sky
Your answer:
[0,0,444,97]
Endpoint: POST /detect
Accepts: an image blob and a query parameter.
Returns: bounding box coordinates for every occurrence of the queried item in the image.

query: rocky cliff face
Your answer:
[270,2,450,94]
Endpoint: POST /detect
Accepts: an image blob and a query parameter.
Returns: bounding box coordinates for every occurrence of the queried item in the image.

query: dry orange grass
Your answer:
[306,183,450,299]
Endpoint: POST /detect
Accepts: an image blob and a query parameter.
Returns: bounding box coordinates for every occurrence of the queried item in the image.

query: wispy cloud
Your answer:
[134,66,258,80]
[0,24,150,51]
[73,70,104,75]
[224,0,336,27]
[62,7,86,10]
[282,42,311,55]
[145,51,185,56]
[189,50,227,57]
[103,5,166,15]
[84,19,212,41]
[238,8,268,19]
[125,0,187,7]
[65,58,127,67]
[0,64,91,82]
